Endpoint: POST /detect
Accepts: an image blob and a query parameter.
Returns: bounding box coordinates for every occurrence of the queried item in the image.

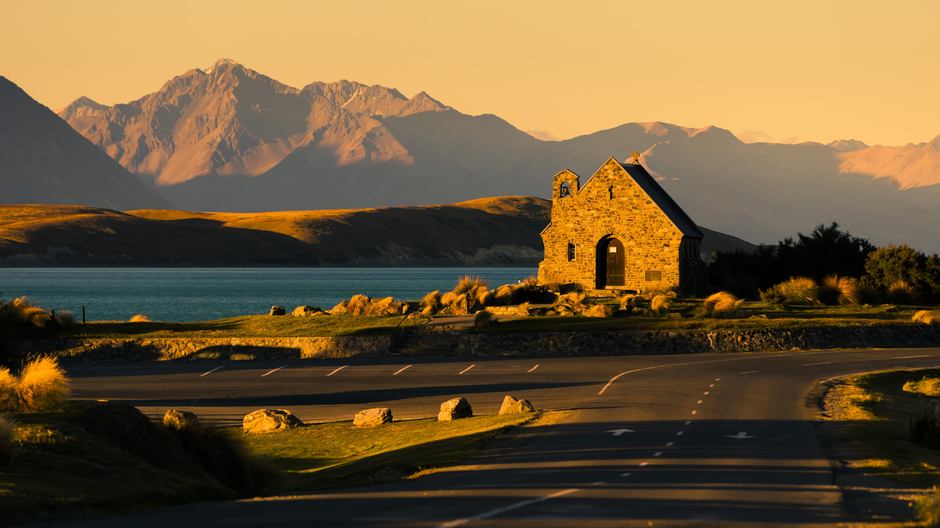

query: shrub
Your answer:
[345,294,371,316]
[913,311,939,325]
[0,414,14,470]
[552,293,592,315]
[516,302,531,317]
[817,275,859,306]
[702,291,745,318]
[0,357,70,412]
[864,244,940,302]
[473,310,496,328]
[618,294,644,312]
[720,275,760,300]
[916,486,940,527]
[856,284,881,305]
[650,293,674,315]
[494,285,515,305]
[642,281,677,300]
[762,277,818,305]
[420,291,442,315]
[904,377,940,396]
[910,404,940,445]
[129,314,152,322]
[583,305,613,318]
[885,280,916,304]
[170,420,281,496]
[0,297,76,331]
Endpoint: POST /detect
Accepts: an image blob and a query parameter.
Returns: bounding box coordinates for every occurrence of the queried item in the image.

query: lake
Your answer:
[0,268,538,323]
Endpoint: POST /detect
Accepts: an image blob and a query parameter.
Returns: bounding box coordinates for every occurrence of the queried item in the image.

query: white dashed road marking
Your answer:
[199,366,224,377]
[715,378,721,381]
[685,420,691,425]
[666,442,674,446]
[677,431,683,436]
[691,410,697,414]
[527,364,540,373]
[654,452,662,457]
[703,391,709,395]
[393,365,412,375]
[697,400,703,404]
[620,472,631,477]
[459,365,476,375]
[437,488,578,528]
[261,365,287,377]
[327,366,347,376]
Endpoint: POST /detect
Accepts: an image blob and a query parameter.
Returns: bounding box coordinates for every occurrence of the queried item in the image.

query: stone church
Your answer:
[538,155,706,295]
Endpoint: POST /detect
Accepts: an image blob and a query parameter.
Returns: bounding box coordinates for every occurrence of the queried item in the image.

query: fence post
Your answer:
[82,305,85,326]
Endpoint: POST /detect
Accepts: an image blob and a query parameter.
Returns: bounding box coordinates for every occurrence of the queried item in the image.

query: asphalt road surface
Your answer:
[59,347,940,527]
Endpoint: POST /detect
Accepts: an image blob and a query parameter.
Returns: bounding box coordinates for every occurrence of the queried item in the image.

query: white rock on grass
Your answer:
[243,408,303,433]
[354,407,393,427]
[498,395,534,415]
[438,397,472,421]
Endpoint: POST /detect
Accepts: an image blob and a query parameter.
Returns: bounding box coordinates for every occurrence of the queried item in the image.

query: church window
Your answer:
[567,242,576,261]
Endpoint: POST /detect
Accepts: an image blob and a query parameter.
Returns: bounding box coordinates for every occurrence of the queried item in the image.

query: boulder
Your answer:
[498,395,535,415]
[243,409,303,433]
[292,305,322,317]
[354,407,393,427]
[163,409,199,430]
[438,397,473,421]
[270,306,286,316]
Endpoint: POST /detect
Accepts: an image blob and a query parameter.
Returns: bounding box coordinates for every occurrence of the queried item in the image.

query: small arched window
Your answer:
[567,242,576,262]
[560,182,571,198]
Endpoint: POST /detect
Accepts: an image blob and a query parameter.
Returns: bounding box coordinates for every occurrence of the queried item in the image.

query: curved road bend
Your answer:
[61,347,940,527]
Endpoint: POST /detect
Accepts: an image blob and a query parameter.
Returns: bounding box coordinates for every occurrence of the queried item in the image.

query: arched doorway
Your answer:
[596,236,625,288]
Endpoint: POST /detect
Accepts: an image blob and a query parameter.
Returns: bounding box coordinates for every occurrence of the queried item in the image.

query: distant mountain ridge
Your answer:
[51,60,940,253]
[0,77,173,210]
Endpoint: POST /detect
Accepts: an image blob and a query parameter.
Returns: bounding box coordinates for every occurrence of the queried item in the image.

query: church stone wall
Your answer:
[538,159,690,294]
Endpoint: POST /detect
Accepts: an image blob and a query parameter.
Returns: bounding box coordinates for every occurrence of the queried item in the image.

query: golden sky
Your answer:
[3,0,938,146]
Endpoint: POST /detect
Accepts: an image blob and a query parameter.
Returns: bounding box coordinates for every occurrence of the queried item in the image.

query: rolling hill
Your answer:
[0,198,752,267]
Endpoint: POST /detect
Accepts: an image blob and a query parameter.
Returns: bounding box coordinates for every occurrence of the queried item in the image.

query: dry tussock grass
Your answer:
[420,291,442,315]
[454,275,488,296]
[761,277,818,305]
[618,294,643,312]
[129,314,152,322]
[516,302,531,317]
[1,296,75,330]
[650,294,673,314]
[641,281,678,300]
[584,305,613,318]
[495,285,514,305]
[817,275,860,306]
[885,280,916,304]
[473,310,496,328]
[552,292,591,315]
[914,310,939,325]
[856,285,881,305]
[0,357,70,412]
[702,291,744,318]
[904,377,940,396]
[345,294,371,316]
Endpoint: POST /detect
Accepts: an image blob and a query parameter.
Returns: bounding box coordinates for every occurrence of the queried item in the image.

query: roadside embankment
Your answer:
[12,325,940,362]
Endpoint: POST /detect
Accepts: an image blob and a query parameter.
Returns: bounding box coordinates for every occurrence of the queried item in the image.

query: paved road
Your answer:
[61,347,940,527]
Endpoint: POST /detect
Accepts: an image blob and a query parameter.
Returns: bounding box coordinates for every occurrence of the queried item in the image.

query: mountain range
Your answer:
[3,58,939,253]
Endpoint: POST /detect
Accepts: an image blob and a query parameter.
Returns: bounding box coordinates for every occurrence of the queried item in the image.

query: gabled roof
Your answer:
[581,157,704,238]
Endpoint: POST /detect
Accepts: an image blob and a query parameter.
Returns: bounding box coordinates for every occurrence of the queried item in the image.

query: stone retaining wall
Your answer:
[11,325,940,362]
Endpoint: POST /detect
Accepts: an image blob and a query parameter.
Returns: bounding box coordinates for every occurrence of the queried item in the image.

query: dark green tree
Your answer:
[863,245,940,301]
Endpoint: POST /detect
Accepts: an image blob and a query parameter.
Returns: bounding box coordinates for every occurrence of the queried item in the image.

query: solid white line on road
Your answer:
[803,362,832,366]
[459,365,476,375]
[261,365,287,377]
[697,400,703,404]
[437,488,578,528]
[327,366,348,376]
[393,365,412,376]
[895,355,930,359]
[639,462,649,467]
[620,472,632,477]
[666,442,674,446]
[598,369,642,394]
[741,371,759,374]
[677,431,683,436]
[528,364,540,373]
[199,366,224,377]
[654,452,662,457]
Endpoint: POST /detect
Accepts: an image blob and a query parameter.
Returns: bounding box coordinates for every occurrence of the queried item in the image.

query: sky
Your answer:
[2,0,938,146]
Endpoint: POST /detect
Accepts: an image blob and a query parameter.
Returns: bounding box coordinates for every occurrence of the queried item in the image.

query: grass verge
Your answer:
[243,412,537,490]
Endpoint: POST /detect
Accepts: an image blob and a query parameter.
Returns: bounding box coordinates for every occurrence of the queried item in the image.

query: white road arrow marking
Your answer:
[725,432,755,439]
[607,429,634,436]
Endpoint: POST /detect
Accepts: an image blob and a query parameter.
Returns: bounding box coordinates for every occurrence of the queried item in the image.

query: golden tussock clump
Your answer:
[420,291,442,315]
[516,302,531,317]
[885,280,916,304]
[904,376,940,396]
[473,310,496,328]
[913,310,939,325]
[345,294,371,316]
[641,282,677,300]
[1,296,75,330]
[817,275,860,306]
[584,304,613,318]
[129,314,152,322]
[650,294,674,315]
[552,292,592,315]
[0,357,70,413]
[454,275,488,297]
[761,277,818,305]
[618,294,644,312]
[495,284,515,305]
[702,291,744,318]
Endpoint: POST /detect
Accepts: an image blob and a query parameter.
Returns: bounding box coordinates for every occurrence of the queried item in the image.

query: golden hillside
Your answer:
[0,197,551,266]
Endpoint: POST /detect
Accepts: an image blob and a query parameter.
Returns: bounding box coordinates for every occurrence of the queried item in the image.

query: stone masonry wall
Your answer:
[13,325,940,362]
[538,159,686,293]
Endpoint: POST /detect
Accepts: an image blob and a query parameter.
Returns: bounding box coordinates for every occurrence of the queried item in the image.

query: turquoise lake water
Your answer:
[0,268,538,323]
